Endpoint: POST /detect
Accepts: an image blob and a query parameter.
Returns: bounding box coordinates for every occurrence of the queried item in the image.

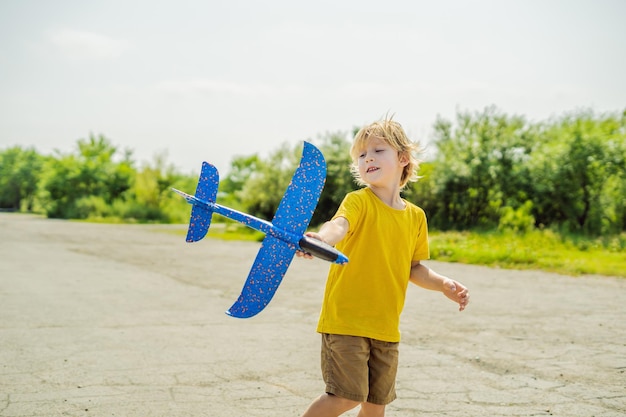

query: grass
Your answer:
[429,229,626,278]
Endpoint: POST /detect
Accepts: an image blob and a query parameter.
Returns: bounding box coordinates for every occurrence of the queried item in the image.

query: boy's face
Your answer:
[356,136,408,188]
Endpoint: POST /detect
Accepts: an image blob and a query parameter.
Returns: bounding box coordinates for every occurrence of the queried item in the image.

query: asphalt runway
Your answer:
[1,213,624,416]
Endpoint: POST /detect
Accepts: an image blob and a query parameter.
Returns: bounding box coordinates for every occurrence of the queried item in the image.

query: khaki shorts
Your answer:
[321,333,399,405]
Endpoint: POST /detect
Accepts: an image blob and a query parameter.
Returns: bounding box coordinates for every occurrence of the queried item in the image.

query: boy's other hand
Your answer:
[443,279,470,311]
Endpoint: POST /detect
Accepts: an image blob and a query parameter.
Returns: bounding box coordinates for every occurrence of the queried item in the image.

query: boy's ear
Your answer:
[398,151,410,167]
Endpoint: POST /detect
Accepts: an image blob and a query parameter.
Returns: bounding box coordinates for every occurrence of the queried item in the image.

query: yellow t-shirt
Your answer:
[316,188,430,342]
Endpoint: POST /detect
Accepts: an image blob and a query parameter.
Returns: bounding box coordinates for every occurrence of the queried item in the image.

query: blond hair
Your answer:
[350,116,422,190]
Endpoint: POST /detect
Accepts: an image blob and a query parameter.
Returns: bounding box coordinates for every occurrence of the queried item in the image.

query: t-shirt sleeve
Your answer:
[332,192,362,233]
[412,208,430,261]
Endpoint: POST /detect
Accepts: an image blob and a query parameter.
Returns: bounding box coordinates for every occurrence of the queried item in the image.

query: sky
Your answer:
[1,0,624,174]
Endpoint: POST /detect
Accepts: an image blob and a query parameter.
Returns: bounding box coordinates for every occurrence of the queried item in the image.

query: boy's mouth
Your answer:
[366,167,379,173]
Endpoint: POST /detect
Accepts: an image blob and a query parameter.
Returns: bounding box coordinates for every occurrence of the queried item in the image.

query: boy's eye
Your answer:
[358,148,384,158]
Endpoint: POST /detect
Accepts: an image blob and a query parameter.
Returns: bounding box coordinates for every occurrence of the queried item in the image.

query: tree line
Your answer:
[0,135,196,224]
[1,107,624,237]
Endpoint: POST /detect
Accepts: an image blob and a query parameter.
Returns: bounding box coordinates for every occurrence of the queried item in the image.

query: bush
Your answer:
[74,196,112,219]
[498,201,535,234]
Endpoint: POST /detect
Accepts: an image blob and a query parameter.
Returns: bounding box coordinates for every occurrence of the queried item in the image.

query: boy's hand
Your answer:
[295,232,322,260]
[443,279,470,311]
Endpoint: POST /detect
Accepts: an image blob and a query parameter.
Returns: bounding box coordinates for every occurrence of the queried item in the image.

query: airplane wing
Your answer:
[226,142,326,318]
[271,142,326,236]
[226,235,296,318]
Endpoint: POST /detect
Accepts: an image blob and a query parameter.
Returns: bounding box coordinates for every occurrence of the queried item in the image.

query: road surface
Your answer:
[1,213,624,416]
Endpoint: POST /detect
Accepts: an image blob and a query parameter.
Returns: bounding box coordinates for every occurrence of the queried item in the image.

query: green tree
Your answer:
[40,134,133,219]
[0,146,43,211]
[528,110,626,234]
[429,107,534,230]
[119,151,195,223]
[219,154,262,211]
[405,161,436,216]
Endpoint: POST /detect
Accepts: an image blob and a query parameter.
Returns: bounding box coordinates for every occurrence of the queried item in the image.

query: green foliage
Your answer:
[0,146,43,211]
[39,134,133,219]
[527,110,626,234]
[0,134,197,223]
[429,229,626,277]
[218,154,262,212]
[74,195,112,219]
[220,154,261,197]
[498,201,535,234]
[1,106,624,244]
[428,106,533,229]
[427,106,626,236]
[404,162,435,212]
[116,151,197,223]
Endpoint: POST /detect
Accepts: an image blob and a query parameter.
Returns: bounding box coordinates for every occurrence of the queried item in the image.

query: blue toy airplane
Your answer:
[172,142,348,318]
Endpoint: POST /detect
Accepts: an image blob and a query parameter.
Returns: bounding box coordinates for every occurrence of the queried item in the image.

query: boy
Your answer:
[297,117,470,417]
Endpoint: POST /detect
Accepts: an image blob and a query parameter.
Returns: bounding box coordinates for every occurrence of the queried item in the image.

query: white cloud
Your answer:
[49,29,130,60]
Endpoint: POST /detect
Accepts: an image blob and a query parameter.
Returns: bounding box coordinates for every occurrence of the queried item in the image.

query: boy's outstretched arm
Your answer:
[409,262,470,311]
[296,217,349,260]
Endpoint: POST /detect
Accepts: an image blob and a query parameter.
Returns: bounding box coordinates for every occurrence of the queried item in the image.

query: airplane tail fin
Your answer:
[180,162,219,242]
